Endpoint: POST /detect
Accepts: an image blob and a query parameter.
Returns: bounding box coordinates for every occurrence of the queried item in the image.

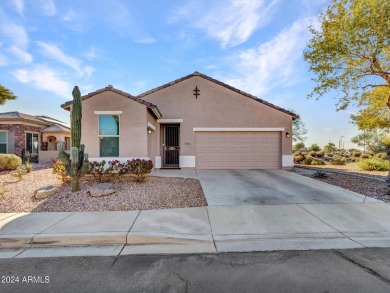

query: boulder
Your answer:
[35,186,59,199]
[87,183,116,197]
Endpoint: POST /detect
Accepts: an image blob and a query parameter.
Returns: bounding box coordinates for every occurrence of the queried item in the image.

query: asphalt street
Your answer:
[1,248,390,293]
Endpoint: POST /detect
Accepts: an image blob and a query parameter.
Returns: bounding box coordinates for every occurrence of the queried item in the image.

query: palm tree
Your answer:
[0,85,16,105]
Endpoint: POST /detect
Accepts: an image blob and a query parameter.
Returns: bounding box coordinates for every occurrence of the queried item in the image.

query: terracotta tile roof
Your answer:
[0,111,50,125]
[61,85,162,119]
[0,112,71,133]
[138,71,299,119]
[41,124,70,132]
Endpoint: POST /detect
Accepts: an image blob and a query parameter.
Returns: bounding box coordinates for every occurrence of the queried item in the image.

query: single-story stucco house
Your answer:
[61,72,298,169]
[0,112,71,163]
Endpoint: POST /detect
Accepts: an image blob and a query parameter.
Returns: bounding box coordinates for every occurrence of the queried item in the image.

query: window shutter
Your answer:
[8,132,14,154]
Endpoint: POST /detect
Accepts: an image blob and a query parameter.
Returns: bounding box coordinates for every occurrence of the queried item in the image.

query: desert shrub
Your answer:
[128,159,154,182]
[360,153,371,159]
[294,155,304,163]
[316,151,325,157]
[10,166,27,180]
[105,160,128,176]
[309,151,317,157]
[0,154,22,171]
[311,158,325,165]
[89,160,107,182]
[312,170,328,178]
[357,159,388,171]
[52,160,69,182]
[329,156,346,165]
[293,151,301,156]
[352,151,361,157]
[375,152,388,160]
[303,156,313,165]
[327,153,334,157]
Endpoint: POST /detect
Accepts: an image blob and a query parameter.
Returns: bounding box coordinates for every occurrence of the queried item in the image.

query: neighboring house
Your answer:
[61,72,298,169]
[0,112,71,163]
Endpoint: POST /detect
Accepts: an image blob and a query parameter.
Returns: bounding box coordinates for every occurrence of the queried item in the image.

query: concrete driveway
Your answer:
[196,169,379,206]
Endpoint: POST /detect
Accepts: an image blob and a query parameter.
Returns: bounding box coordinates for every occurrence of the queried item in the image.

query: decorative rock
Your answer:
[35,186,59,199]
[87,183,116,197]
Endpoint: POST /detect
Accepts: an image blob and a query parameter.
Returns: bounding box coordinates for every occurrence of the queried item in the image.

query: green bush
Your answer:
[294,155,304,163]
[311,158,325,165]
[360,153,371,159]
[327,153,334,157]
[303,156,313,165]
[309,151,317,157]
[352,151,361,157]
[316,151,325,157]
[0,154,22,171]
[357,159,388,171]
[375,152,388,160]
[329,157,346,165]
[293,151,301,156]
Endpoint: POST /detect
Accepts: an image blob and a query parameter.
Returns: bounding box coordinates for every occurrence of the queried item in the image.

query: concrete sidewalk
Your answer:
[2,202,390,258]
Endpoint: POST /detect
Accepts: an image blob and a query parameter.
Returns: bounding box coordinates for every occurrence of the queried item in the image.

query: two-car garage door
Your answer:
[196,132,281,169]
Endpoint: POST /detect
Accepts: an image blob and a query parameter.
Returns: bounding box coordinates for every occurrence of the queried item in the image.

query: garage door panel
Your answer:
[196,131,281,169]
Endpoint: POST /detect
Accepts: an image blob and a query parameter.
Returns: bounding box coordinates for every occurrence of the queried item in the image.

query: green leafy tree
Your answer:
[289,109,308,143]
[293,142,306,150]
[304,0,390,111]
[351,87,390,130]
[351,130,388,154]
[0,85,16,105]
[324,142,337,154]
[309,144,321,151]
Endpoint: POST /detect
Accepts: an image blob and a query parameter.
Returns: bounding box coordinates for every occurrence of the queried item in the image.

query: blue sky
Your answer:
[0,0,360,149]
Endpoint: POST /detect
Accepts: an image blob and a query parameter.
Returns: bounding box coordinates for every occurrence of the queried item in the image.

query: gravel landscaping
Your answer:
[295,163,387,180]
[292,168,390,203]
[0,168,207,212]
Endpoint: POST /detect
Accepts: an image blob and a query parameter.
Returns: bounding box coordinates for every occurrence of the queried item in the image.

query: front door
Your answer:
[163,125,180,168]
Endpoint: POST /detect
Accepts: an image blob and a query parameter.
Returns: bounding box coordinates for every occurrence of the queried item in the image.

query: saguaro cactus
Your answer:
[58,86,89,192]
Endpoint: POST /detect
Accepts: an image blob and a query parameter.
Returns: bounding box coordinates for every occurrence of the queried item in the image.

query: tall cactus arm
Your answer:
[80,154,90,176]
[71,86,82,148]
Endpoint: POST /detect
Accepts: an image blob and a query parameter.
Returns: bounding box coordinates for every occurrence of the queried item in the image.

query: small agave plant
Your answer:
[312,170,328,178]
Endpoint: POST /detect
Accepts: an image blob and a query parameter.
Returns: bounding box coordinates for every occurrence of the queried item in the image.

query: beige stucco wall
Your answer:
[39,150,69,164]
[78,91,149,158]
[143,76,293,158]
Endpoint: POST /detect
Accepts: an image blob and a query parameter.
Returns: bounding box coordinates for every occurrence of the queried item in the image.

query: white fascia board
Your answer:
[157,119,183,123]
[193,127,285,132]
[147,122,156,131]
[94,111,123,115]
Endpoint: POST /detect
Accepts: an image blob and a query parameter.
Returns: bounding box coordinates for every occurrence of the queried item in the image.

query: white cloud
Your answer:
[0,53,9,66]
[83,47,98,60]
[9,46,32,63]
[169,0,279,48]
[62,8,77,21]
[12,65,72,99]
[11,0,24,16]
[39,0,56,16]
[36,41,94,77]
[0,12,32,65]
[0,18,29,49]
[223,17,317,97]
[134,37,156,44]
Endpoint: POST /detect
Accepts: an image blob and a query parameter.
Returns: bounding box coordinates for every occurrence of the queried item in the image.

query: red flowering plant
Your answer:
[127,159,154,182]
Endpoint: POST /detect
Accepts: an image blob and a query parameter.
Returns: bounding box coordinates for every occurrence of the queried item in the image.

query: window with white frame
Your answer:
[99,115,119,157]
[0,132,7,153]
[26,132,39,154]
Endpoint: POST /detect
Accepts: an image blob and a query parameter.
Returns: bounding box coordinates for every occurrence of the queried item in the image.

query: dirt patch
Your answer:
[0,168,207,212]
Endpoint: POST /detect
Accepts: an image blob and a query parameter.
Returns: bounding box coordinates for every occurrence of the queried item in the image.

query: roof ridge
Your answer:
[137,72,298,119]
[60,86,162,119]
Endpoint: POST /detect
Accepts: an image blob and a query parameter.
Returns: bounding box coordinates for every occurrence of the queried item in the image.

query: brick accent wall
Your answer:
[0,124,42,156]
